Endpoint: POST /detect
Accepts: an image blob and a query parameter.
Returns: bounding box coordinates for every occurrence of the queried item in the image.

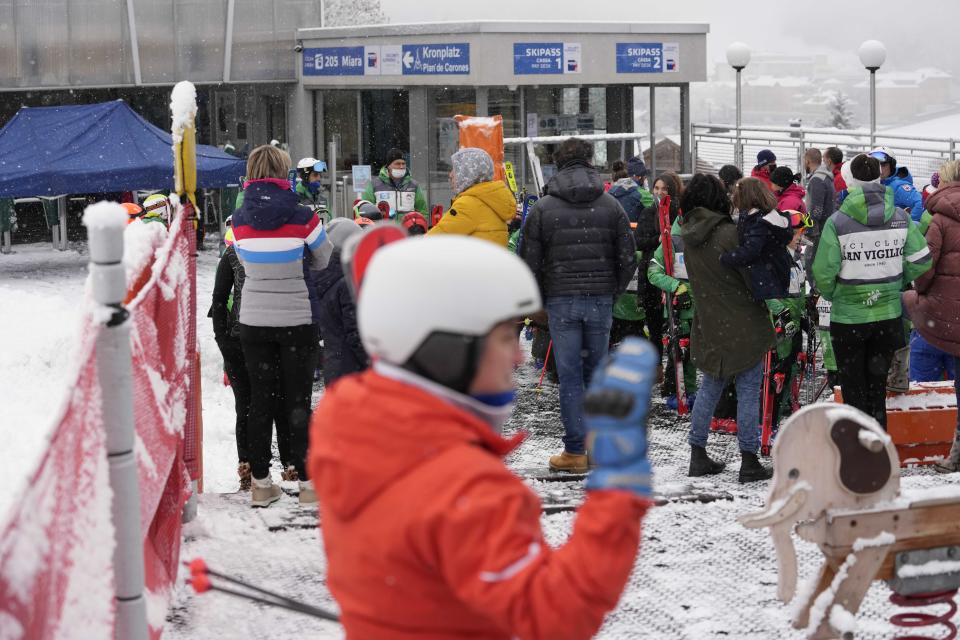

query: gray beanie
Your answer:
[451,147,494,195]
[326,218,362,249]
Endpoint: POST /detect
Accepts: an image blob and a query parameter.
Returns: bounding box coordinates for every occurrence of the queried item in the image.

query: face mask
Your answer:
[390,168,406,180]
[469,390,517,433]
[307,181,322,193]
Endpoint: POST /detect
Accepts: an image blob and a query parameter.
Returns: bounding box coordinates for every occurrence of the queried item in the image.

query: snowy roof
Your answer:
[298,20,710,39]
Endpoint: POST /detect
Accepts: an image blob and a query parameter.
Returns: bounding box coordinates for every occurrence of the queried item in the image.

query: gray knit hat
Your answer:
[451,147,494,195]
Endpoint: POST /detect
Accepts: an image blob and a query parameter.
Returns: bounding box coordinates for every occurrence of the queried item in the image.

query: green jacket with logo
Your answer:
[361,167,428,218]
[648,217,694,324]
[812,183,932,325]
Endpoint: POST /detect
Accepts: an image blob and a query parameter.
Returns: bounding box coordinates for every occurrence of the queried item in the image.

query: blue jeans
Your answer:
[688,359,764,453]
[910,330,957,382]
[546,295,614,455]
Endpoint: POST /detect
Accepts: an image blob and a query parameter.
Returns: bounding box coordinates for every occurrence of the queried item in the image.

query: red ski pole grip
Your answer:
[189,573,212,594]
[188,557,209,576]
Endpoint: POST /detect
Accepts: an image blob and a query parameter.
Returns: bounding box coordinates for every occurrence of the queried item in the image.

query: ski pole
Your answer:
[537,340,553,390]
[186,558,340,622]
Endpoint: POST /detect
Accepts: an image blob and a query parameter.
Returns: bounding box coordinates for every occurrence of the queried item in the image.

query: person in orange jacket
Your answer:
[308,234,657,639]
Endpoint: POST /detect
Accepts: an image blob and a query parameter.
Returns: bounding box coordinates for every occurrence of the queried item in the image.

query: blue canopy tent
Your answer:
[0,100,245,198]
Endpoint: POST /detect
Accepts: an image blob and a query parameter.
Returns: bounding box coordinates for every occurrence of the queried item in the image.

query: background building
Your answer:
[0,0,323,151]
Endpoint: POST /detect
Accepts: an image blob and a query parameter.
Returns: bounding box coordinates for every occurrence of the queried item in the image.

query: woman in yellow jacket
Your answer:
[428,147,516,246]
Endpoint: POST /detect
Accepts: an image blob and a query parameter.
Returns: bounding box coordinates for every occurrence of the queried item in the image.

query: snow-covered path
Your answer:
[6,239,960,638]
[0,243,89,519]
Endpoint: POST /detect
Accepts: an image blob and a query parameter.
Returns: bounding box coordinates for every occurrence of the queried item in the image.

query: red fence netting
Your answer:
[0,205,200,639]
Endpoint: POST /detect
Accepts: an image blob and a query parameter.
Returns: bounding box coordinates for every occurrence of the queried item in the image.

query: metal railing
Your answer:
[693,122,959,186]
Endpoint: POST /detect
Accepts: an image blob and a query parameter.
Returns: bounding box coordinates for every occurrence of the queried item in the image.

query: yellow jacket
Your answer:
[428,180,515,246]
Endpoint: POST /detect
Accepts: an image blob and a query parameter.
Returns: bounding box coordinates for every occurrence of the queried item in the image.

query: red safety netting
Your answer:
[0,204,199,639]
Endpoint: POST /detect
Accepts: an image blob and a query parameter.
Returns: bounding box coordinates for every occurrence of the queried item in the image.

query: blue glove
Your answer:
[584,337,657,498]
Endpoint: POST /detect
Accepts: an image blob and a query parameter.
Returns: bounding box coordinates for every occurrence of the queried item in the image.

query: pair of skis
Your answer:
[658,195,689,416]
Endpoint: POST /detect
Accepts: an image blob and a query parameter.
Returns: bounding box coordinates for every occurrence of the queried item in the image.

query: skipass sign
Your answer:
[303,43,470,76]
[616,42,680,73]
[513,42,582,75]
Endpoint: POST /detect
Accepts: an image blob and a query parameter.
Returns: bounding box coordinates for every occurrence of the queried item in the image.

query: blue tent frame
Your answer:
[0,101,246,198]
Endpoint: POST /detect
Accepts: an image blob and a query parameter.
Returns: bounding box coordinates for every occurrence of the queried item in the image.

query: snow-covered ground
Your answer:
[6,238,960,639]
[0,243,89,519]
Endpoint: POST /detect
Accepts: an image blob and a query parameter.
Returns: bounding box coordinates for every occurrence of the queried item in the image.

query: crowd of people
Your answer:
[200,136,960,637]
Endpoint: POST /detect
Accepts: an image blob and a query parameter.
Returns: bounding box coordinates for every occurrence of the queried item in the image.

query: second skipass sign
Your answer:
[303,43,470,76]
[616,42,680,73]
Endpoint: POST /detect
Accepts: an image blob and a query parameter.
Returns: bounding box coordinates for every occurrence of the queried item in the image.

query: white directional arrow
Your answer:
[402,51,415,69]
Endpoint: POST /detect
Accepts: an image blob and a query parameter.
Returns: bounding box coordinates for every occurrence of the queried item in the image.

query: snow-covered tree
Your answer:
[823,92,855,129]
[324,0,387,27]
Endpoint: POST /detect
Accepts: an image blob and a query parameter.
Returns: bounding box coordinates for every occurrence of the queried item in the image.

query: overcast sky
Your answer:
[379,0,960,77]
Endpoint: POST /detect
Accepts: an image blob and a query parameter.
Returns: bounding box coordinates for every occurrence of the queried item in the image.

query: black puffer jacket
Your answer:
[315,249,367,385]
[719,208,794,301]
[520,162,637,298]
[209,245,245,340]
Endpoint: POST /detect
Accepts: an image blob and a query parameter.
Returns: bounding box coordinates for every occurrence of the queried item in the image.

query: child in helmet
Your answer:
[309,235,656,639]
[142,193,172,227]
[295,157,329,220]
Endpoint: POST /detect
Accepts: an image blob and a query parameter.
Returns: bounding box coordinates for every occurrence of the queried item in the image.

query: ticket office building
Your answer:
[291,21,708,209]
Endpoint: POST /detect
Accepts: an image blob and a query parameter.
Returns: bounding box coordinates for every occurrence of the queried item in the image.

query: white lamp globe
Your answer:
[858,40,887,70]
[726,42,751,70]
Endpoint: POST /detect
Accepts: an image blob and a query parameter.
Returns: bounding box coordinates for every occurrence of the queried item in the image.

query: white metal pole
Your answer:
[736,68,743,171]
[1,230,10,254]
[648,86,656,177]
[85,203,148,640]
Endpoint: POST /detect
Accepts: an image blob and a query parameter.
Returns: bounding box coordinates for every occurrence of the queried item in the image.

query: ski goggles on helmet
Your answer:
[312,160,327,173]
[784,210,813,230]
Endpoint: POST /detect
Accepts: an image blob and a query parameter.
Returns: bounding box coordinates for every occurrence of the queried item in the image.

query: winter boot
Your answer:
[298,480,318,505]
[237,462,252,492]
[549,451,589,473]
[935,431,960,474]
[739,451,774,483]
[886,346,910,393]
[251,476,282,508]
[281,465,299,482]
[688,445,725,477]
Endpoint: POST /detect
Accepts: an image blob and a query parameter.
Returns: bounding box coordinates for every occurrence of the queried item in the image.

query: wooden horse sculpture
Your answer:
[740,403,960,639]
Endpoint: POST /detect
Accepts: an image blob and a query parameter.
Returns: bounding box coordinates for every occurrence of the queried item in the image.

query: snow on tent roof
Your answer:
[0,100,245,198]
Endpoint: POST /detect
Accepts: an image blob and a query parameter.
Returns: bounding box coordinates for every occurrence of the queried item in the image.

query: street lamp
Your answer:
[858,40,886,148]
[727,42,751,170]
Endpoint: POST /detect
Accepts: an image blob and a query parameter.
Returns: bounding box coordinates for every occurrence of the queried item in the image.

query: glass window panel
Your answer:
[15,0,69,87]
[323,90,361,173]
[174,0,226,82]
[428,87,475,207]
[0,3,17,85]
[68,0,132,85]
[488,86,522,189]
[231,0,278,82]
[361,90,408,169]
[133,0,175,83]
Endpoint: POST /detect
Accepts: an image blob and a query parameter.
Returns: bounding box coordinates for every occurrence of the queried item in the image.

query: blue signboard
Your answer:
[616,42,679,74]
[514,42,563,75]
[400,43,470,75]
[303,47,365,76]
[616,43,664,73]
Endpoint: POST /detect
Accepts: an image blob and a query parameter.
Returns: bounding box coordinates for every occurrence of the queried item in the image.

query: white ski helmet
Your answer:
[297,157,319,170]
[358,236,541,392]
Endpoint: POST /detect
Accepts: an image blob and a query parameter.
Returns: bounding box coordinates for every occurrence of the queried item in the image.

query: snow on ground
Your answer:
[7,238,960,638]
[0,243,89,520]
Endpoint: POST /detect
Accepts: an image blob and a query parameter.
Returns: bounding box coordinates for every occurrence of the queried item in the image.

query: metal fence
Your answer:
[694,122,959,187]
